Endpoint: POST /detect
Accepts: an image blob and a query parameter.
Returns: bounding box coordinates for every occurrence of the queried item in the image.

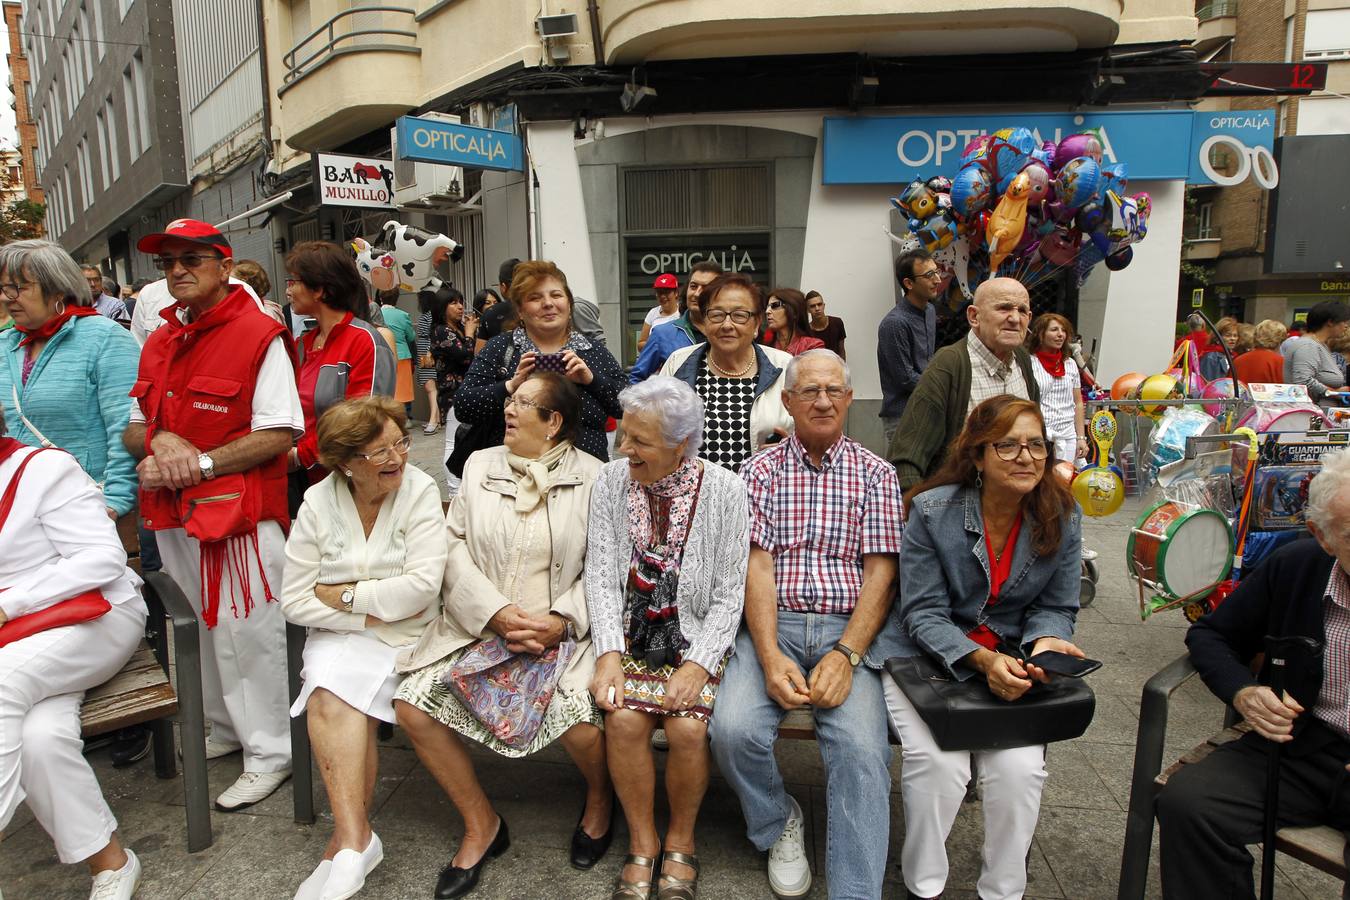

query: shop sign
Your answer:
[315,152,395,209]
[395,115,523,172]
[821,109,1276,186]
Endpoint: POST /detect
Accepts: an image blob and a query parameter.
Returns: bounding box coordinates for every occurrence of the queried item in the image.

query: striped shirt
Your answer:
[1314,564,1350,741]
[1031,355,1081,446]
[967,330,1031,413]
[741,433,904,615]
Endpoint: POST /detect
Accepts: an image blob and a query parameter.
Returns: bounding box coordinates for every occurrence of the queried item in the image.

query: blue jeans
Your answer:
[710,612,892,900]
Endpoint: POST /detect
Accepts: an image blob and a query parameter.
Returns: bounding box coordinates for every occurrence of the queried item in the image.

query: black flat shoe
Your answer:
[569,799,614,870]
[434,818,510,899]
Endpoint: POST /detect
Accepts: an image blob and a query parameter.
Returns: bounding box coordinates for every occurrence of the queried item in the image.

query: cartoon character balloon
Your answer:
[351,237,398,292]
[986,171,1033,272]
[357,221,465,293]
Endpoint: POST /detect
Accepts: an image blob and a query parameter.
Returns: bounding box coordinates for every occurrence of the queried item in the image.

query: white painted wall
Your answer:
[527,121,599,302]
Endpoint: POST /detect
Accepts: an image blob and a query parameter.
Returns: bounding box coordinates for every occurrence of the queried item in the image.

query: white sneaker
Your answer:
[215,769,292,811]
[179,734,243,761]
[767,795,811,897]
[294,860,332,900]
[320,832,383,900]
[89,848,141,900]
[1081,546,1099,562]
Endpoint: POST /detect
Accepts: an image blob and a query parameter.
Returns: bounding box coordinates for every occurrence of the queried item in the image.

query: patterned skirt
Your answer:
[394,648,603,758]
[620,651,729,722]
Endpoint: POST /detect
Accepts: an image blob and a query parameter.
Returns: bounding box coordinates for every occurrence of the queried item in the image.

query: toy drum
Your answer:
[1126,500,1233,602]
[1236,405,1322,433]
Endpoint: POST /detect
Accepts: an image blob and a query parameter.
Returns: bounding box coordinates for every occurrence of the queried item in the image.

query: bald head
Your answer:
[967,277,1032,360]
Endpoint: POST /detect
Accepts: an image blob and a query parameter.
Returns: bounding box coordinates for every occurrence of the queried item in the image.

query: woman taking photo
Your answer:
[430,285,477,491]
[286,242,396,482]
[282,397,448,900]
[587,376,748,900]
[395,372,613,899]
[1026,313,1085,465]
[659,274,793,472]
[0,413,148,898]
[453,260,624,466]
[763,288,824,358]
[0,240,140,522]
[886,395,1084,900]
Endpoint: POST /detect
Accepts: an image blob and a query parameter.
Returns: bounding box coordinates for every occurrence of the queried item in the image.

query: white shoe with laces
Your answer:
[293,860,332,900]
[767,795,811,897]
[215,769,292,811]
[1081,546,1099,562]
[89,849,140,900]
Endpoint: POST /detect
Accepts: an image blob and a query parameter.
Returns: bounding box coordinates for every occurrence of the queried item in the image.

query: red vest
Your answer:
[132,286,294,532]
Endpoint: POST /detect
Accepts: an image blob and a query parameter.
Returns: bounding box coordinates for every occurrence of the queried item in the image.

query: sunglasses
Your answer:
[153,253,223,271]
[766,300,784,310]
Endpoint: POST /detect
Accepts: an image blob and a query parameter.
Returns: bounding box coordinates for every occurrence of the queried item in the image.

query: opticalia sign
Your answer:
[315,152,396,209]
[395,115,524,173]
[821,110,1276,186]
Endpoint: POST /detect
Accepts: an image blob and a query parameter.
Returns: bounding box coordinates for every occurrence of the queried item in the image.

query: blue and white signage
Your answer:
[822,110,1276,186]
[395,115,524,173]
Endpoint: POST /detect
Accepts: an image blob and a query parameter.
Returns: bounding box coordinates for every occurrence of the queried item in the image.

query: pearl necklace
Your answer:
[708,351,755,378]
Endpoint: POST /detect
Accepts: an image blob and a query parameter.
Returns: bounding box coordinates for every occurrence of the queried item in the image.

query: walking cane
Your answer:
[1261,635,1323,900]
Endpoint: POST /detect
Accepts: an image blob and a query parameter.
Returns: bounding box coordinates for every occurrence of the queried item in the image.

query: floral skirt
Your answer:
[395,648,602,758]
[620,651,729,722]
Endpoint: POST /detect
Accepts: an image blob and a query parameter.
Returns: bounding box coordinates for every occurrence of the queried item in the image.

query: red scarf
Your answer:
[1034,348,1066,378]
[0,436,24,466]
[967,512,1024,651]
[15,306,99,347]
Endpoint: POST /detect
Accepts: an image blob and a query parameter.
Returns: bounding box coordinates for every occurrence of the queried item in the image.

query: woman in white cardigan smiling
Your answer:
[281,396,448,900]
[586,376,749,900]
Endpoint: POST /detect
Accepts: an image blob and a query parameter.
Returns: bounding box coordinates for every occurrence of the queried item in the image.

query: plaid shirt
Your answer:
[1314,564,1350,741]
[967,330,1030,413]
[741,433,904,615]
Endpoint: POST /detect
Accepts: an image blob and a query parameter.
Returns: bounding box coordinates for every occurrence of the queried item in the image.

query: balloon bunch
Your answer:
[890,126,1152,298]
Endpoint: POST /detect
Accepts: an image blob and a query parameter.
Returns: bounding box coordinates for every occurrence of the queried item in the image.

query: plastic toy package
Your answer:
[1251,465,1318,530]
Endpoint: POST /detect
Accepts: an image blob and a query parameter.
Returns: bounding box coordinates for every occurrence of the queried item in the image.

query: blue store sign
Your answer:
[822,109,1276,186]
[396,115,524,172]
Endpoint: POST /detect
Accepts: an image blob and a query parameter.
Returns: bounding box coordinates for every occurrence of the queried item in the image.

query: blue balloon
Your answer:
[950,163,993,220]
[1053,156,1102,210]
[1100,163,1129,200]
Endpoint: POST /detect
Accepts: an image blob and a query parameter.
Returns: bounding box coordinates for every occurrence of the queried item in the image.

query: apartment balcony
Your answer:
[1193,1,1237,57]
[277,5,421,151]
[600,0,1126,64]
[1183,226,1223,261]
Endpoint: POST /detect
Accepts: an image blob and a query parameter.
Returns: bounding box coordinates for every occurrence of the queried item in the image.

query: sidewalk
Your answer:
[0,429,1339,898]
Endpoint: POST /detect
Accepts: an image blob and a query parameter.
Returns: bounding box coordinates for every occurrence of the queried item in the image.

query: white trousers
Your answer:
[0,600,146,863]
[884,678,1048,900]
[442,406,461,495]
[157,522,291,773]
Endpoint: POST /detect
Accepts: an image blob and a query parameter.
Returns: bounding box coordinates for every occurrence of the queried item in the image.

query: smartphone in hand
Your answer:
[1025,650,1102,678]
[534,352,567,373]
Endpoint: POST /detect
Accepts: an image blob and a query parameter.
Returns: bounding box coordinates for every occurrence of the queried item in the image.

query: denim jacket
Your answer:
[888,482,1082,680]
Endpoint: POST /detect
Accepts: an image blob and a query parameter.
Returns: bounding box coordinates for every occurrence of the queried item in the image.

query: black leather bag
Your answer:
[885,655,1095,752]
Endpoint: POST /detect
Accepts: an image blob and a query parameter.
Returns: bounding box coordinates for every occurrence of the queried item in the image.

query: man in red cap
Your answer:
[121,218,300,811]
[636,272,681,354]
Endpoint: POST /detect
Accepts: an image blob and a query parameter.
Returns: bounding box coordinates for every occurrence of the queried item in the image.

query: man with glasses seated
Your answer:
[889,277,1041,500]
[711,348,903,899]
[878,249,941,446]
[122,218,301,812]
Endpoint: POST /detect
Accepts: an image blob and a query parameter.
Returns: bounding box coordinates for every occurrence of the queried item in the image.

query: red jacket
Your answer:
[295,312,387,470]
[132,286,294,532]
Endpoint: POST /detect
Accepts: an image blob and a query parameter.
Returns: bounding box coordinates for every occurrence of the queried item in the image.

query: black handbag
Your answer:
[885,655,1095,752]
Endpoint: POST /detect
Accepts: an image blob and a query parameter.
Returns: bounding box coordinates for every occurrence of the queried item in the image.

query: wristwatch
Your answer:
[833,641,862,667]
[340,587,355,613]
[198,453,216,480]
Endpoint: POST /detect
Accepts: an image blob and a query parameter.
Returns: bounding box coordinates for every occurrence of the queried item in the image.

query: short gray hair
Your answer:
[0,240,92,308]
[1307,448,1350,531]
[618,375,704,459]
[784,348,851,391]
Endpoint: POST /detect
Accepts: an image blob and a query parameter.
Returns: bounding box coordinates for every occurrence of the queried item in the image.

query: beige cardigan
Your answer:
[397,443,602,680]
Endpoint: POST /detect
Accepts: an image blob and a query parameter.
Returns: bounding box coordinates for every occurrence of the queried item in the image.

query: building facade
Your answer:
[4,1,44,209]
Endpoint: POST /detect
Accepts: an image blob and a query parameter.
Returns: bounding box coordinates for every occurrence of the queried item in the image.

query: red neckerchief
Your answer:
[1034,348,1066,378]
[15,306,99,347]
[0,437,25,467]
[967,511,1024,651]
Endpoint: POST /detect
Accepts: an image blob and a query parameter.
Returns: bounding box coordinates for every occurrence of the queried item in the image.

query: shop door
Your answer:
[620,163,773,366]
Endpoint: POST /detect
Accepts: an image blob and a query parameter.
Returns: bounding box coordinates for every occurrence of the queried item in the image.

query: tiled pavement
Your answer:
[2,427,1341,899]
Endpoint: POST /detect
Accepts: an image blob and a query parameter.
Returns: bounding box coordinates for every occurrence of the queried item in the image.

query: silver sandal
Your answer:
[611,853,659,900]
[656,851,700,900]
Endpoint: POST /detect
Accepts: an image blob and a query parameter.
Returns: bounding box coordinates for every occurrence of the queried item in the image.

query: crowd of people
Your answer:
[0,220,1110,900]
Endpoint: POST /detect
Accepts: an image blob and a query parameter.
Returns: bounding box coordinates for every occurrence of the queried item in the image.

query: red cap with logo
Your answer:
[653,273,678,290]
[136,218,233,258]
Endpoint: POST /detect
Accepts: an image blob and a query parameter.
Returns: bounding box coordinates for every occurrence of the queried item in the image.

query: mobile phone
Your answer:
[1025,650,1102,678]
[534,352,567,373]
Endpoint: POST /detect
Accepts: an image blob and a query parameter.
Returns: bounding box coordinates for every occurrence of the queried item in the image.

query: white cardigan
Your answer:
[584,458,749,673]
[281,464,447,648]
[0,446,141,618]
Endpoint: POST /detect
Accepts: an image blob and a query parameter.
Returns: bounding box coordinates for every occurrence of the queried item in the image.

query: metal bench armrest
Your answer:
[1117,653,1201,900]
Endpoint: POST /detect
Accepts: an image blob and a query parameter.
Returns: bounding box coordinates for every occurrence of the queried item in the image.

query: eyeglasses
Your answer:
[0,281,38,299]
[153,253,223,271]
[354,436,412,465]
[989,439,1050,461]
[912,269,944,282]
[703,309,755,325]
[504,394,554,414]
[766,300,784,310]
[788,385,850,401]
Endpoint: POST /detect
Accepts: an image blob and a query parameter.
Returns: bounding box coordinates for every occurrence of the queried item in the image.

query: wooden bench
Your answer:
[1117,655,1348,899]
